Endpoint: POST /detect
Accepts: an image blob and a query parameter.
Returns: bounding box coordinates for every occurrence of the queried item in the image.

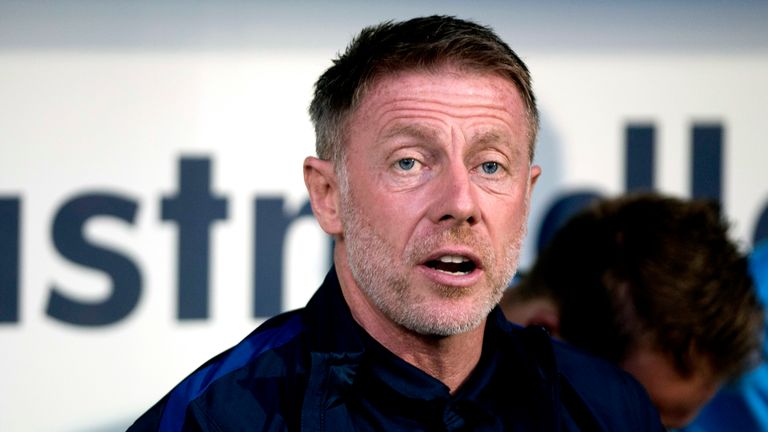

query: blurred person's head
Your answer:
[502,192,764,428]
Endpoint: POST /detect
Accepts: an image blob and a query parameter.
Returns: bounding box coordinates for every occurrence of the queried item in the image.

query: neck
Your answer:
[335,251,486,394]
[395,324,486,394]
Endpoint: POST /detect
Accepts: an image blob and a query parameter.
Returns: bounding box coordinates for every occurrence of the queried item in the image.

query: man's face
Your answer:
[338,68,539,336]
[622,346,721,429]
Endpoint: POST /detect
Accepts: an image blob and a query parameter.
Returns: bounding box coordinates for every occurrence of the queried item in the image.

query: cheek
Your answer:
[487,196,530,234]
[347,179,417,235]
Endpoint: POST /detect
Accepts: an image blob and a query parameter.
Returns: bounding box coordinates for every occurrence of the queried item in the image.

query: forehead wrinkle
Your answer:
[370,83,512,116]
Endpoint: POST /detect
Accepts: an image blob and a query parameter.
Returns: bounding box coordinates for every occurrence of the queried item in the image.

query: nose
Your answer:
[430,161,481,226]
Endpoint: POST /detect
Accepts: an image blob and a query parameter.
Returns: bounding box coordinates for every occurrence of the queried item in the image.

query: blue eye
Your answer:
[398,158,416,170]
[481,162,499,174]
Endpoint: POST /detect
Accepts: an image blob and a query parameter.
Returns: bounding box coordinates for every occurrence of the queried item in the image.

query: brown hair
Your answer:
[511,192,764,380]
[309,15,538,166]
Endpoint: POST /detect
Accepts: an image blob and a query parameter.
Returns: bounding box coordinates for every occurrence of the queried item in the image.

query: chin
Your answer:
[401,300,492,336]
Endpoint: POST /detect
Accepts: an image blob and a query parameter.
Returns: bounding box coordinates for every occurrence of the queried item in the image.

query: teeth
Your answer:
[438,268,470,274]
[438,269,465,275]
[438,255,469,263]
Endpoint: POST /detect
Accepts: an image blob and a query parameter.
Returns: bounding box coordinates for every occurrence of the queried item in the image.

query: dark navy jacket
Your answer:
[129,268,664,431]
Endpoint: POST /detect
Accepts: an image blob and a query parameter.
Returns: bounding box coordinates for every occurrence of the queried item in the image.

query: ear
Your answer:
[304,156,343,236]
[529,164,542,193]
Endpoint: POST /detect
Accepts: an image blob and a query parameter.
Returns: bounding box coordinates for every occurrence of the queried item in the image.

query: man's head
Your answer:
[502,193,764,428]
[304,16,540,338]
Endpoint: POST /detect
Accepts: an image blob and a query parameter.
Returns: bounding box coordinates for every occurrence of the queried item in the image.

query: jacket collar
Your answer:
[303,266,366,355]
[299,267,565,430]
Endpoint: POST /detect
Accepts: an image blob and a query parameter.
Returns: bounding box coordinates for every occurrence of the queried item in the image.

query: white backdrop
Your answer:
[1,2,767,431]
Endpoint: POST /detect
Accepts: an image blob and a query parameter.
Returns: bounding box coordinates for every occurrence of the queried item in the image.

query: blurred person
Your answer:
[685,239,768,431]
[128,16,664,431]
[502,192,764,429]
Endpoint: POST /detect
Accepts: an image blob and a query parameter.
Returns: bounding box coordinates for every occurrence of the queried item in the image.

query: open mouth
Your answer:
[425,255,477,275]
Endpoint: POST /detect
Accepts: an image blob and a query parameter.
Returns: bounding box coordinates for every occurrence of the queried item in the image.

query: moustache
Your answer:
[405,226,493,265]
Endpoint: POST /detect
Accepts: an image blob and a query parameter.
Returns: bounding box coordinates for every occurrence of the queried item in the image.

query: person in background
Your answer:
[128,16,664,431]
[502,192,764,429]
[685,239,768,431]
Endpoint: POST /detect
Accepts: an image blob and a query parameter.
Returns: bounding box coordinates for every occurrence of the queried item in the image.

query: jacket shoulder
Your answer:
[128,310,310,432]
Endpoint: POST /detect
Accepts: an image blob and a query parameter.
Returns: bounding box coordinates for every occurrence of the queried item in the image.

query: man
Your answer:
[129,16,663,431]
[502,193,764,429]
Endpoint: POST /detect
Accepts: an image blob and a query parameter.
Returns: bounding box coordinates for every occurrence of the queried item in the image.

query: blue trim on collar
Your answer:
[159,314,304,431]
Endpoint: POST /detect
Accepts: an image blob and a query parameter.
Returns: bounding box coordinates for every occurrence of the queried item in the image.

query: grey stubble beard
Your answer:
[338,167,528,336]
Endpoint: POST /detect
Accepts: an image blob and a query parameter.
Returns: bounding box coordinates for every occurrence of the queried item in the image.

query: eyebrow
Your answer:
[470,129,525,159]
[380,124,526,160]
[380,124,441,143]
[471,130,507,146]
